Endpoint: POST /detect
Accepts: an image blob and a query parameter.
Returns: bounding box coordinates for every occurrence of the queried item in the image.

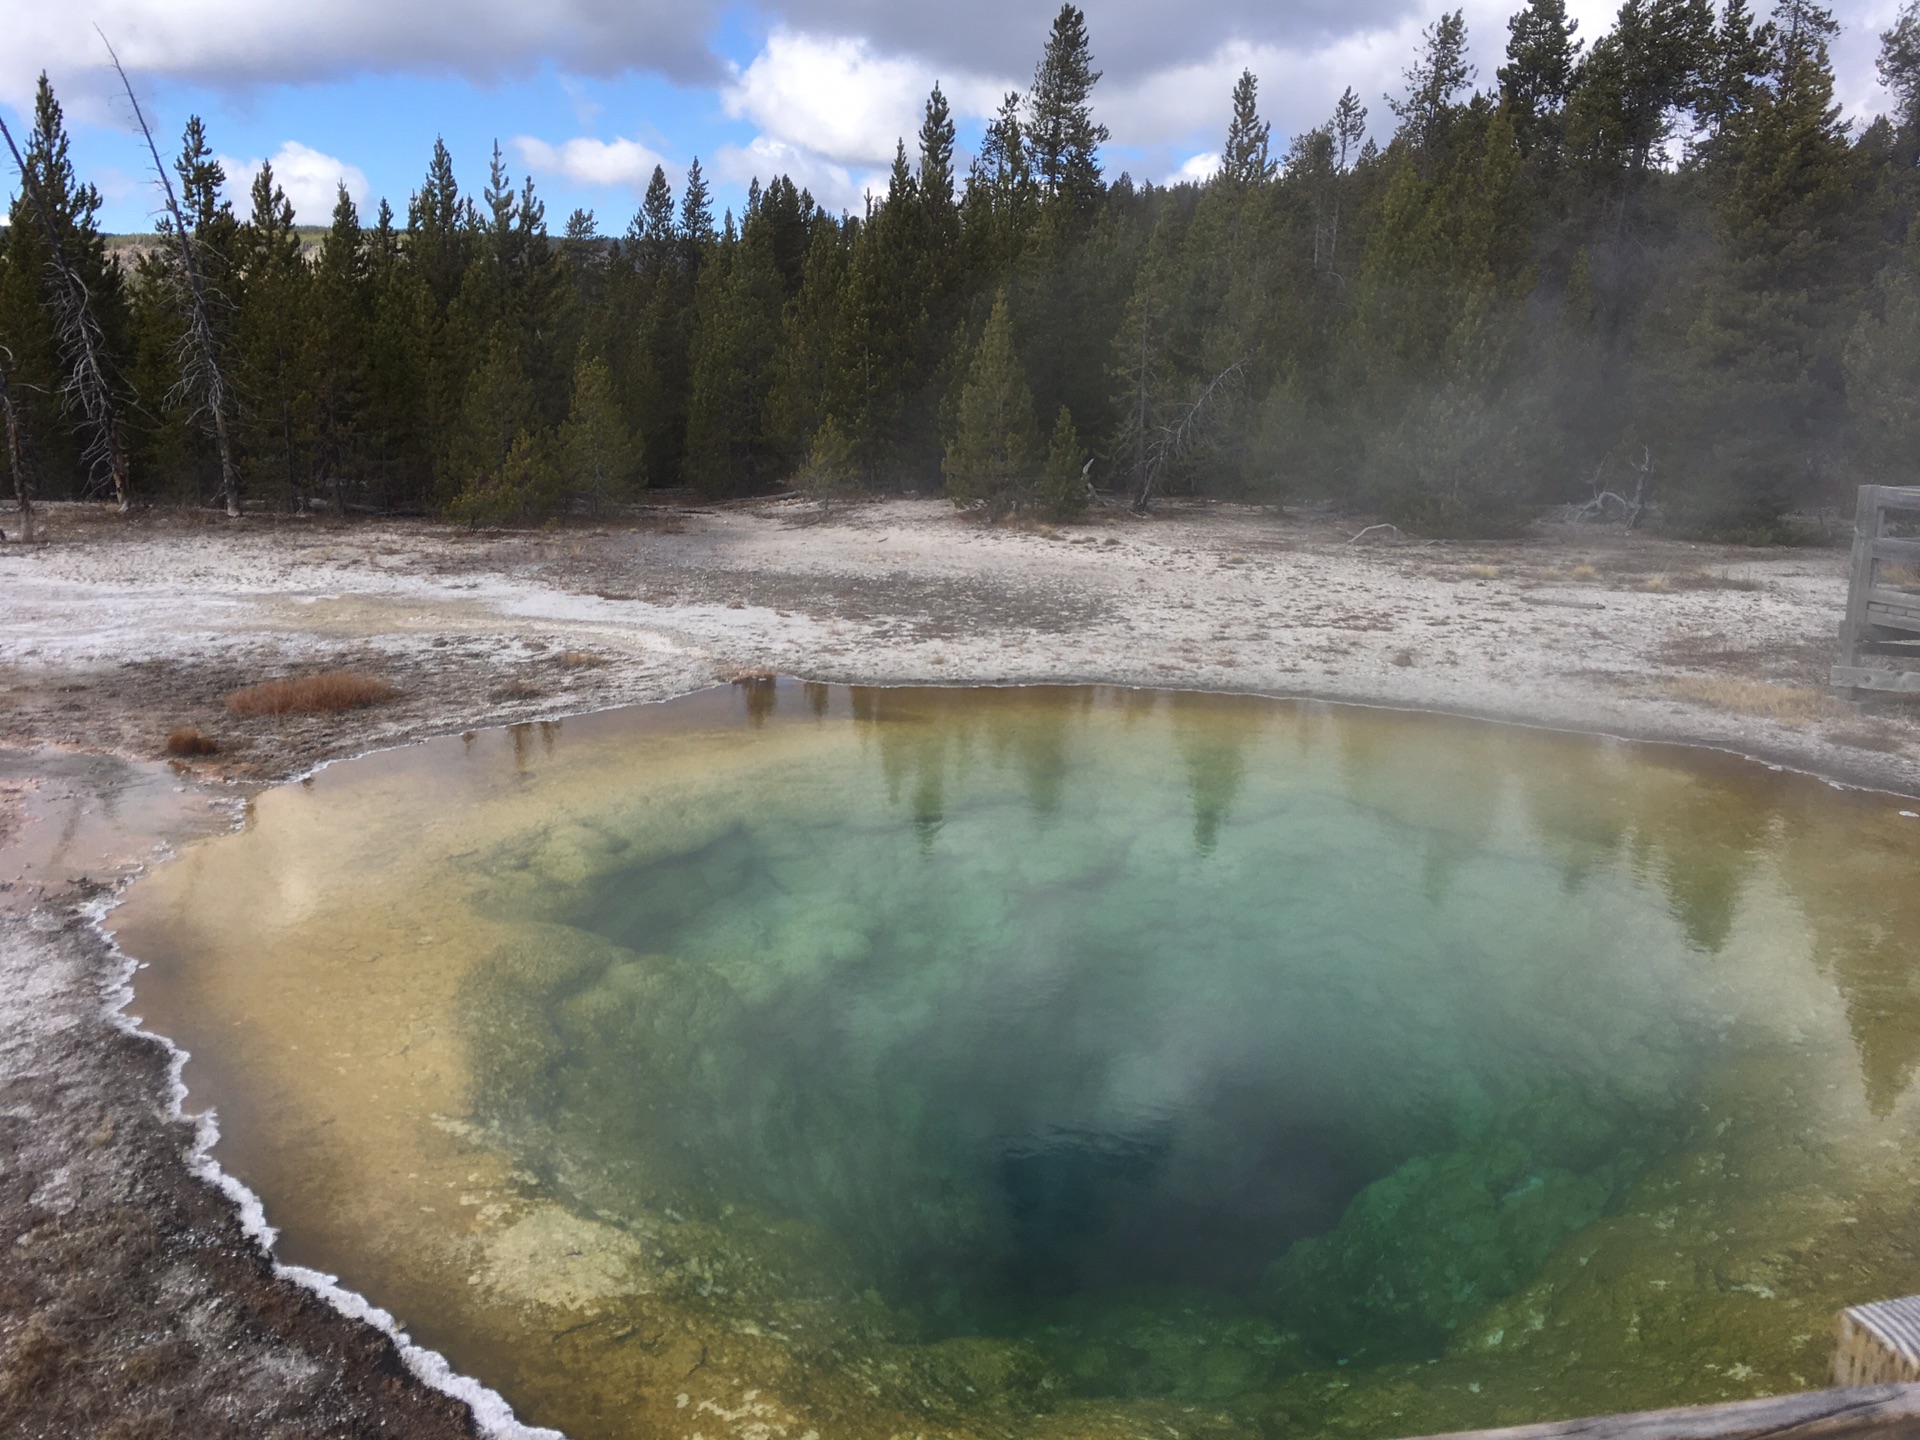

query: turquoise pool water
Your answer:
[117,683,1920,1439]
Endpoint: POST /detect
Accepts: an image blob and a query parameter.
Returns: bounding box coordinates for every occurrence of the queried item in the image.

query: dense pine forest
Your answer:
[2,0,1918,539]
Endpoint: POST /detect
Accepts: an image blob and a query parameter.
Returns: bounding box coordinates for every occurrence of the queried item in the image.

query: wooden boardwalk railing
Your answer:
[1833,484,1920,695]
[1407,1382,1920,1439]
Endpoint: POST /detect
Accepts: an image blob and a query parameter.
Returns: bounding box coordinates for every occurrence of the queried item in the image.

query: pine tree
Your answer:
[1564,0,1713,190]
[1696,0,1773,151]
[132,112,245,513]
[409,137,467,308]
[1882,0,1920,134]
[0,74,130,503]
[309,184,370,511]
[766,217,851,460]
[1389,10,1475,159]
[1026,5,1109,212]
[1111,204,1186,495]
[1500,0,1582,156]
[919,84,958,227]
[1675,0,1863,535]
[560,351,639,515]
[832,144,932,478]
[944,292,1039,513]
[1847,247,1920,483]
[1221,71,1274,185]
[684,196,788,494]
[794,412,862,511]
[638,165,677,254]
[1333,88,1370,172]
[234,161,309,508]
[680,158,716,250]
[1039,405,1087,519]
[446,332,537,510]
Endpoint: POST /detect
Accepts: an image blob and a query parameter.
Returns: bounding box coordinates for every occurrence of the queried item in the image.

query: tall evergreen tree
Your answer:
[1500,0,1582,156]
[919,84,958,227]
[1026,5,1109,212]
[681,159,717,248]
[945,291,1039,512]
[0,75,129,504]
[1221,71,1274,185]
[1390,10,1476,159]
[561,351,639,514]
[1882,0,1920,134]
[234,161,308,507]
[309,183,371,511]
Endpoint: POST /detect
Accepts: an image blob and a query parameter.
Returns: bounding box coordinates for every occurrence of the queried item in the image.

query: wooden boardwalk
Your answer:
[1833,485,1920,695]
[1407,1382,1920,1438]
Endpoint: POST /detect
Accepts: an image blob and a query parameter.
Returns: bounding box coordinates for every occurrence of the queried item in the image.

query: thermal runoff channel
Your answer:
[114,684,1920,1439]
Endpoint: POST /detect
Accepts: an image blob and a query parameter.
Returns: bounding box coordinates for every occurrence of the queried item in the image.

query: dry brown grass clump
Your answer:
[558,650,608,668]
[163,726,218,757]
[1640,574,1673,592]
[1663,676,1836,721]
[1462,564,1502,580]
[1568,563,1599,581]
[225,671,397,718]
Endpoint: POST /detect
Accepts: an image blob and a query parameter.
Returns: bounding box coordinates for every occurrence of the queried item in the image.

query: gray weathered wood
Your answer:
[1831,665,1920,692]
[1832,485,1920,696]
[1839,487,1882,672]
[1869,536,1920,566]
[1834,1298,1920,1386]
[1863,603,1920,636]
[1404,1382,1920,1439]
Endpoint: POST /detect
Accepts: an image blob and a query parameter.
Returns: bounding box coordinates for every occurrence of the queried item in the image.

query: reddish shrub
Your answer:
[164,726,218,757]
[225,671,397,718]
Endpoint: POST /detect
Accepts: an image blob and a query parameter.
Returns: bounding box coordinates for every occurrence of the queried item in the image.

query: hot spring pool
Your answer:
[112,683,1920,1438]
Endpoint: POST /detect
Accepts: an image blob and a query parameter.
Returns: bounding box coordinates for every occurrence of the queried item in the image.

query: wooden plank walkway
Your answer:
[1405,1382,1920,1439]
[1833,485,1920,694]
[1398,1299,1920,1438]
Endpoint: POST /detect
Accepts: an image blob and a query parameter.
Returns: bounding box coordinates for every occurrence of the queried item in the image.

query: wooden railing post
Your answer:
[1825,486,1920,698]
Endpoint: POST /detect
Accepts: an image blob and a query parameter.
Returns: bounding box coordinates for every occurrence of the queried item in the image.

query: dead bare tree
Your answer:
[0,344,32,541]
[1131,360,1245,514]
[101,32,242,518]
[1622,445,1651,531]
[0,115,129,510]
[1561,448,1651,529]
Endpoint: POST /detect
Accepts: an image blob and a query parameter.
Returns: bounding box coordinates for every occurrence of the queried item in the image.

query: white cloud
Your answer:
[723,28,1005,170]
[4,0,1897,215]
[1175,152,1219,184]
[513,134,671,192]
[221,141,369,225]
[711,135,889,213]
[0,0,721,114]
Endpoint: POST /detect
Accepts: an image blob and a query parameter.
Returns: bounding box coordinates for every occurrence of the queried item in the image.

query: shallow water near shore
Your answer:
[112,683,1920,1439]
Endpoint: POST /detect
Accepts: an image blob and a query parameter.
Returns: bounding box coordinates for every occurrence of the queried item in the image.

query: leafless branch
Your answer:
[1131,359,1245,514]
[0,114,129,509]
[100,29,242,518]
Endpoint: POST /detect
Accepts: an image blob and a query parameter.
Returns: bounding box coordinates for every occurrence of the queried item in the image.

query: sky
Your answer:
[0,0,1906,235]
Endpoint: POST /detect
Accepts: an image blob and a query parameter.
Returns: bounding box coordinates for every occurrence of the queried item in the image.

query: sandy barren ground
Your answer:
[3,496,1918,1438]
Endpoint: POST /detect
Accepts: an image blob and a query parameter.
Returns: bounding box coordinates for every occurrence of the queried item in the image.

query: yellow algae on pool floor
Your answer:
[110,684,1920,1440]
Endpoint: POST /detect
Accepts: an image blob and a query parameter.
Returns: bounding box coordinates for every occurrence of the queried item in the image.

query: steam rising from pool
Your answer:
[114,684,1920,1439]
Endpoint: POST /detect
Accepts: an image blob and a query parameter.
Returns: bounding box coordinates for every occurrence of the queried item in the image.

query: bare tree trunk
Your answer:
[1132,360,1244,514]
[0,348,32,542]
[101,34,243,518]
[0,117,130,512]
